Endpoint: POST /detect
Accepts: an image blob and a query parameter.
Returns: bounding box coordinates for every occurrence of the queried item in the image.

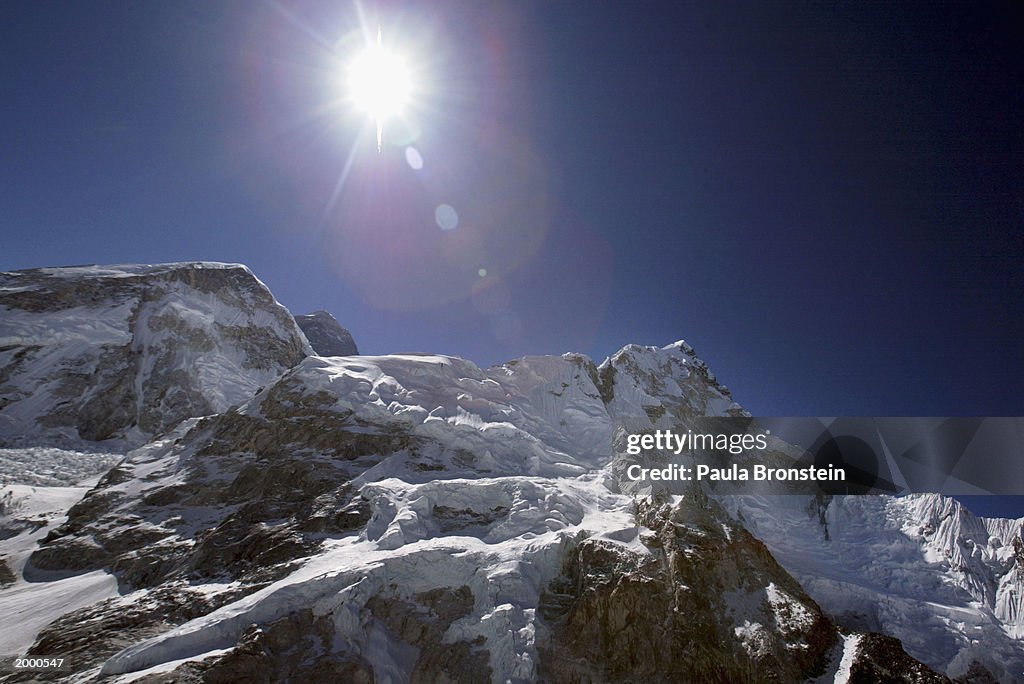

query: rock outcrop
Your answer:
[539,492,836,682]
[294,310,358,356]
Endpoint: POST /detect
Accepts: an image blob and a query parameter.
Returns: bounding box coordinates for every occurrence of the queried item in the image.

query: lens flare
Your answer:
[405,146,424,170]
[435,204,459,231]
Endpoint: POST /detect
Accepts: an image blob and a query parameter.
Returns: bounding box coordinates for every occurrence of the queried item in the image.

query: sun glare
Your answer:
[347,46,410,119]
[346,31,411,150]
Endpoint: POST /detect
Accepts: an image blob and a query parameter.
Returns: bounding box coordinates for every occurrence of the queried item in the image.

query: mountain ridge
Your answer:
[0,262,1018,683]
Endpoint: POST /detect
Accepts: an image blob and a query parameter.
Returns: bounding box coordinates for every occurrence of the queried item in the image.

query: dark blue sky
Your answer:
[2,1,1022,418]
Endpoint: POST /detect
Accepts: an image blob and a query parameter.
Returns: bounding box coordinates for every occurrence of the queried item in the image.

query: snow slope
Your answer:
[0,482,119,656]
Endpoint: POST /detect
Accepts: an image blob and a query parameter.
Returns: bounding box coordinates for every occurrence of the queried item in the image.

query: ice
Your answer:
[0,448,122,487]
[99,469,639,678]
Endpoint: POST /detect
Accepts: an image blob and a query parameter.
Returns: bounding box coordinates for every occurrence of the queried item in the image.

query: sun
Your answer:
[346,30,411,151]
[347,45,410,120]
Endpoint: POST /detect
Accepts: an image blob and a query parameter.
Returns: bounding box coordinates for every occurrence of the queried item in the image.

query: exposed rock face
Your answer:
[367,585,492,683]
[0,557,14,587]
[28,410,379,592]
[539,493,836,682]
[131,610,376,684]
[294,310,358,356]
[0,263,311,446]
[847,633,951,683]
[7,585,250,683]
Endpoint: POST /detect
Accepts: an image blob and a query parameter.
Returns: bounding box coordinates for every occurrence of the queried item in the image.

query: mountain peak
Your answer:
[599,340,746,427]
[294,310,359,357]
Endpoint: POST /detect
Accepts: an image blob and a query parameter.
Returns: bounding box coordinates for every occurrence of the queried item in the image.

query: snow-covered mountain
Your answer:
[0,263,311,447]
[1,349,941,682]
[0,262,1019,683]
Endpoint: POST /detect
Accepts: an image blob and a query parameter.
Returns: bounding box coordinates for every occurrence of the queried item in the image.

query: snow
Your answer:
[834,633,861,684]
[723,493,1024,680]
[806,632,863,684]
[94,346,1024,680]
[110,647,235,683]
[28,262,252,278]
[598,342,743,434]
[99,470,641,678]
[5,287,1023,684]
[260,352,617,479]
[0,425,199,659]
[0,483,97,576]
[765,581,815,633]
[734,620,771,658]
[0,569,120,656]
[0,482,120,656]
[0,299,136,348]
[129,285,297,411]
